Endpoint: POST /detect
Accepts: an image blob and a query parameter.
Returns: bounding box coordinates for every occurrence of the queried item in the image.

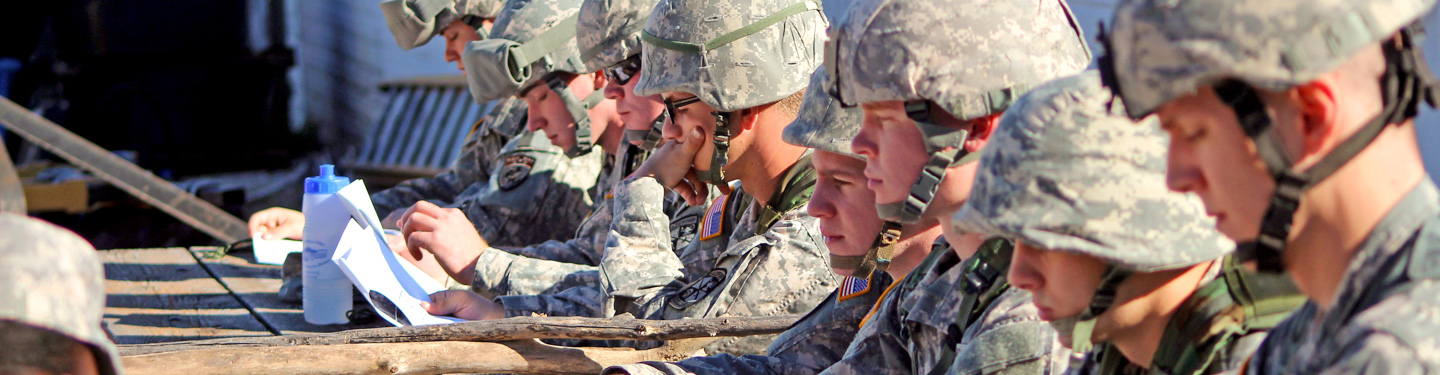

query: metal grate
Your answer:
[348,76,486,181]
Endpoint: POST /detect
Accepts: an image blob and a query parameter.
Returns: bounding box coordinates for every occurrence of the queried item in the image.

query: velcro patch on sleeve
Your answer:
[838,275,872,302]
[698,192,730,241]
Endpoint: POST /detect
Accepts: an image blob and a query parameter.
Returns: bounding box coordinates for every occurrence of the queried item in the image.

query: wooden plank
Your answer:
[193,247,389,335]
[101,248,271,344]
[0,97,249,242]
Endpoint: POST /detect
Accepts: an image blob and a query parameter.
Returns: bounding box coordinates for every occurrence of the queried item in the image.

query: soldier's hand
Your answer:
[634,128,710,205]
[398,201,487,285]
[421,290,504,320]
[249,207,305,240]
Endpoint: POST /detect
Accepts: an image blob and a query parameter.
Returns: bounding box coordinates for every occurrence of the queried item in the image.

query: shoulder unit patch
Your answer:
[497,154,535,191]
[667,268,728,310]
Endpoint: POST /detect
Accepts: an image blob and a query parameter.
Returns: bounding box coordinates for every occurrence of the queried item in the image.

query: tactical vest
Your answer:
[1083,255,1304,375]
[894,237,1015,375]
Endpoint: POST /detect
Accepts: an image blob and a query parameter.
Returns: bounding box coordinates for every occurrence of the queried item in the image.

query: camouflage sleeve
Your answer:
[819,281,913,375]
[599,176,688,299]
[369,100,509,217]
[453,129,605,247]
[946,288,1069,375]
[469,249,600,299]
[626,204,840,355]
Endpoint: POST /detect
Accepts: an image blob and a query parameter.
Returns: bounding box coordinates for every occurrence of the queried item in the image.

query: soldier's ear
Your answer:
[1290,79,1339,161]
[963,113,1001,154]
[590,72,608,94]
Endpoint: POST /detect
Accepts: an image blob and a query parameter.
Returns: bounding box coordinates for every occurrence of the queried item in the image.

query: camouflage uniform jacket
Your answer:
[821,238,1069,375]
[1073,257,1303,375]
[473,141,709,312]
[369,97,605,247]
[1245,179,1440,375]
[603,272,896,375]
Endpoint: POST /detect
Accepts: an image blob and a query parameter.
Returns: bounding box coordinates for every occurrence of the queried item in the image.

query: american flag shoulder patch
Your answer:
[698,192,730,241]
[838,275,872,302]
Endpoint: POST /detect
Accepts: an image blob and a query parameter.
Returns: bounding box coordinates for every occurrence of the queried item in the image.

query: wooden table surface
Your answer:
[101,247,387,345]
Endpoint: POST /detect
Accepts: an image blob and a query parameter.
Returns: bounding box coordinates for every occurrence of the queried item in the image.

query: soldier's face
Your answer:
[853,101,978,222]
[442,20,486,73]
[602,63,664,144]
[1156,89,1275,243]
[661,92,719,174]
[1011,240,1214,349]
[522,73,612,151]
[809,151,881,277]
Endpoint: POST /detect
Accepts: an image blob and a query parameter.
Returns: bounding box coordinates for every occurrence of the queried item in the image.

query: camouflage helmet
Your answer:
[954,72,1232,273]
[635,0,825,185]
[825,0,1091,224]
[1101,0,1437,120]
[1099,0,1440,273]
[953,72,1232,353]
[0,214,122,375]
[782,69,864,159]
[380,0,506,50]
[464,0,606,157]
[576,0,659,72]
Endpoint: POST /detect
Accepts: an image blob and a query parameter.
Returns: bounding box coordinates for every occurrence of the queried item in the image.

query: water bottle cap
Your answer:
[304,164,350,194]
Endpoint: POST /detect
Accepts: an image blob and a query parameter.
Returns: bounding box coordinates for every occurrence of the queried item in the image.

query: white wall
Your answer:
[294,0,460,153]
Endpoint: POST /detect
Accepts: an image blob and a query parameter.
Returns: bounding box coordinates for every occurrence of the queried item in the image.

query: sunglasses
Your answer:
[604,55,643,86]
[664,95,703,124]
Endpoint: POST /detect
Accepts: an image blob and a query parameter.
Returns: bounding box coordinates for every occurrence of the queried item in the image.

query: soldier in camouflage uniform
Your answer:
[411,0,711,313]
[816,0,1090,373]
[601,69,943,375]
[1099,0,1440,372]
[0,214,122,375]
[953,72,1304,375]
[252,0,602,260]
[425,0,839,356]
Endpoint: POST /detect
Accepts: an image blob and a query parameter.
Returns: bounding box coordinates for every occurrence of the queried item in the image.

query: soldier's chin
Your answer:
[1047,316,1079,349]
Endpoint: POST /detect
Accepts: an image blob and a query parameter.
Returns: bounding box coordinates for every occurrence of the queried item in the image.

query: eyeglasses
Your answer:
[664,95,703,124]
[604,55,642,86]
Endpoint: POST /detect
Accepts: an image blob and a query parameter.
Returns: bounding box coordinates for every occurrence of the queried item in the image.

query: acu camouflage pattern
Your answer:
[576,0,659,71]
[471,132,711,319]
[782,68,865,159]
[1103,0,1438,119]
[462,0,589,102]
[370,97,604,247]
[632,0,825,111]
[822,239,1069,375]
[823,0,1090,121]
[1245,180,1440,374]
[380,0,506,50]
[952,72,1233,272]
[1074,256,1303,375]
[0,214,122,375]
[603,272,896,375]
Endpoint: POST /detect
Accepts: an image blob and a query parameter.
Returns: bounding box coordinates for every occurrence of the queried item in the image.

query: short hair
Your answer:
[0,320,90,375]
[771,88,808,117]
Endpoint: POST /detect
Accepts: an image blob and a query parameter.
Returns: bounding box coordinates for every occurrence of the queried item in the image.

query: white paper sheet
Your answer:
[328,180,463,327]
[252,236,303,265]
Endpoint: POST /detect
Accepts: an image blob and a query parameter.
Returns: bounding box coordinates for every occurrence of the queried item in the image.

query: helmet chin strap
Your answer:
[875,101,979,224]
[1212,23,1440,274]
[695,111,733,186]
[1049,265,1131,353]
[544,75,607,158]
[829,221,903,279]
[626,115,666,151]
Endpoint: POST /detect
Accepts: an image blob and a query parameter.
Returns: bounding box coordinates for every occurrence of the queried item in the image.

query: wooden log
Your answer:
[120,314,800,356]
[121,338,716,375]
